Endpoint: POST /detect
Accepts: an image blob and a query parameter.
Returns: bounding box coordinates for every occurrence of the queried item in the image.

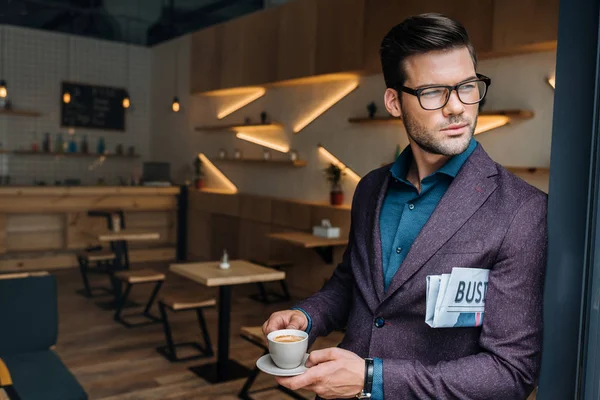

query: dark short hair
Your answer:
[380,13,477,89]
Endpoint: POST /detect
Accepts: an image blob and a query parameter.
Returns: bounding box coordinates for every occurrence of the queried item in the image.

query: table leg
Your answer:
[96,240,139,311]
[189,284,251,383]
[217,285,231,380]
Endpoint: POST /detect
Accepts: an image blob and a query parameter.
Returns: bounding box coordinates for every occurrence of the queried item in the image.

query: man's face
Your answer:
[386,47,479,156]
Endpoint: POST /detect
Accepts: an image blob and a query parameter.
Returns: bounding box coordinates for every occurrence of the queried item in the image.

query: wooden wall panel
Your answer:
[7,232,64,252]
[238,220,271,262]
[315,0,365,75]
[276,0,318,81]
[219,17,246,89]
[239,194,272,224]
[271,199,312,230]
[190,25,221,94]
[187,208,212,261]
[363,0,494,74]
[492,0,558,52]
[189,191,240,217]
[241,8,280,86]
[210,215,240,260]
[5,214,65,252]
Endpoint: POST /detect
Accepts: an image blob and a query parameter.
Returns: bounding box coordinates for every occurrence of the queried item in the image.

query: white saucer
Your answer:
[256,353,309,377]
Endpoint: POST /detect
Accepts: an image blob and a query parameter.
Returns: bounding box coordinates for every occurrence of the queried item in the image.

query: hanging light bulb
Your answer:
[63,90,71,104]
[0,80,7,99]
[122,91,131,109]
[172,96,180,113]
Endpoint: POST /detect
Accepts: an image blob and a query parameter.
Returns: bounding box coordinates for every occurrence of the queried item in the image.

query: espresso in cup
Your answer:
[273,334,304,343]
[267,329,308,369]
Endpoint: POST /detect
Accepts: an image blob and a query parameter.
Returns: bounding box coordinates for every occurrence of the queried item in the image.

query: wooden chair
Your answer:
[76,249,116,298]
[238,326,305,400]
[156,294,216,362]
[113,269,165,328]
[249,260,293,304]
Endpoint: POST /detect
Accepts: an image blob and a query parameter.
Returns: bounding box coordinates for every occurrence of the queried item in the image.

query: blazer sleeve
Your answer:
[292,182,362,342]
[382,192,548,400]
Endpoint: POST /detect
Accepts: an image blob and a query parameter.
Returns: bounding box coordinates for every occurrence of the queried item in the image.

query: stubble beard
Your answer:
[402,109,477,156]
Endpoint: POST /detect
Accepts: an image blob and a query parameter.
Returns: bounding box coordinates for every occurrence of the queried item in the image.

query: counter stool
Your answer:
[113,269,165,328]
[238,326,305,400]
[249,260,292,304]
[156,294,216,362]
[76,249,116,298]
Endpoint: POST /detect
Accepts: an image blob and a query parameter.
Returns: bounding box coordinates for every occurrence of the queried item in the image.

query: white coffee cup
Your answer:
[267,329,309,369]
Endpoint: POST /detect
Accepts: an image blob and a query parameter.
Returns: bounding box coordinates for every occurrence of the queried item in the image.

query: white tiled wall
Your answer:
[0,25,152,185]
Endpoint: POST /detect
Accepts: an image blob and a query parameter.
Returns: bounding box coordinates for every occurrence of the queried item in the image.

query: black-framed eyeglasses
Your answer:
[397,73,491,111]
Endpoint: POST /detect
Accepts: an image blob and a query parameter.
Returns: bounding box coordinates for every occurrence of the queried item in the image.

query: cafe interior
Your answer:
[0,0,568,399]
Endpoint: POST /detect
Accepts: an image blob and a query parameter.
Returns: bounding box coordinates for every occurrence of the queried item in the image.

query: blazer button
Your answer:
[374,317,385,328]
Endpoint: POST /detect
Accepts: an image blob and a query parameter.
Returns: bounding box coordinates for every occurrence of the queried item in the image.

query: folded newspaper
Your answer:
[426,267,489,328]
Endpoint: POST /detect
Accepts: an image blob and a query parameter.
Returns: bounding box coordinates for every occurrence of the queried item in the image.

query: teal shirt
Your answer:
[372,138,477,399]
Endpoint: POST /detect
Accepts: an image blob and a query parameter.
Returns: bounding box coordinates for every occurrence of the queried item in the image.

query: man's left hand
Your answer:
[275,348,365,399]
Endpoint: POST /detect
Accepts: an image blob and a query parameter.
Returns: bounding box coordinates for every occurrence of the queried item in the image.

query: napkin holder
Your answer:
[312,219,340,239]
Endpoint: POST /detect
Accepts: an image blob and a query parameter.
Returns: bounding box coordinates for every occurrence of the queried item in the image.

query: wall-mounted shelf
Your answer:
[214,158,306,167]
[348,110,534,135]
[9,151,140,159]
[195,122,284,132]
[0,109,42,117]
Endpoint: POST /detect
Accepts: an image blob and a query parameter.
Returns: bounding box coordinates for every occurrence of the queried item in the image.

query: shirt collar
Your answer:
[390,138,477,181]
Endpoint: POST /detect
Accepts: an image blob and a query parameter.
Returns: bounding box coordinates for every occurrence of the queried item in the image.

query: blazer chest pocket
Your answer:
[437,239,484,254]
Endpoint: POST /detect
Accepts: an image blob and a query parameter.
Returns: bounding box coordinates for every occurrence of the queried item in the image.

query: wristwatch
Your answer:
[356,358,374,399]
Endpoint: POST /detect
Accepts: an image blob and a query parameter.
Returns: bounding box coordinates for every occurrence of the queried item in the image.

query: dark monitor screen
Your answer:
[142,162,171,182]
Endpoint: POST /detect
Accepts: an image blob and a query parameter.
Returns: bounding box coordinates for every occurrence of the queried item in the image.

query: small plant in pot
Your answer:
[193,156,205,190]
[325,163,346,206]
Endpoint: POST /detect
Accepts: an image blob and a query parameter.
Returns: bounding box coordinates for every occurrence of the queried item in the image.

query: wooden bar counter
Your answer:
[0,186,180,272]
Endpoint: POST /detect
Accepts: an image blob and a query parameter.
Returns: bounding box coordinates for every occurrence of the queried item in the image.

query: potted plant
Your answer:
[193,156,204,189]
[325,163,345,206]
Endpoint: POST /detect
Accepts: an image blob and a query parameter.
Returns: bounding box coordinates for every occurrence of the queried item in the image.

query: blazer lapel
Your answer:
[382,145,499,302]
[366,171,390,304]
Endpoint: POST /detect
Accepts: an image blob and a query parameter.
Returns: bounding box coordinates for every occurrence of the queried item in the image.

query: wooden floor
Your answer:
[54,262,343,400]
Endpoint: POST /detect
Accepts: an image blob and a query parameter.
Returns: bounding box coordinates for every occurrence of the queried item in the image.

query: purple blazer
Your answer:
[295,144,548,399]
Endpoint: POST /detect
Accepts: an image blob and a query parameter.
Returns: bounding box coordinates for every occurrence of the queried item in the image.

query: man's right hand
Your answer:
[262,309,309,339]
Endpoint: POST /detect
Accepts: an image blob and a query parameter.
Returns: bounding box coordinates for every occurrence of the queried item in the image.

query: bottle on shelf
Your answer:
[97,137,105,155]
[42,133,50,152]
[81,135,88,154]
[55,133,63,154]
[31,131,39,152]
[68,135,77,153]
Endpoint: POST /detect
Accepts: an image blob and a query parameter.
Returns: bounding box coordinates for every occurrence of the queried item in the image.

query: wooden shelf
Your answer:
[0,109,42,117]
[9,151,140,158]
[195,122,283,132]
[214,158,307,167]
[348,110,534,126]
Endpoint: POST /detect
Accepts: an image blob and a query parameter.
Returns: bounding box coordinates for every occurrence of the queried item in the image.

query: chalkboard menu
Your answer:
[60,82,126,131]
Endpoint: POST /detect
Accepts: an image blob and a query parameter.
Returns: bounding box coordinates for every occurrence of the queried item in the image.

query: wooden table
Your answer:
[267,231,349,264]
[84,228,160,309]
[170,260,285,384]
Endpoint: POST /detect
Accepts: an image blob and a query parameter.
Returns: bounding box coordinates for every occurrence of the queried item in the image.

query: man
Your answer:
[263,13,547,400]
